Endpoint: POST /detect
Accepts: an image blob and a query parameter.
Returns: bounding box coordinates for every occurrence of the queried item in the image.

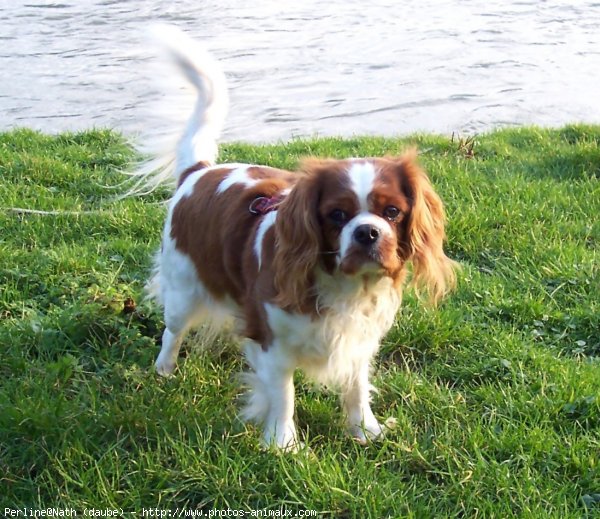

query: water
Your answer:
[2,0,600,142]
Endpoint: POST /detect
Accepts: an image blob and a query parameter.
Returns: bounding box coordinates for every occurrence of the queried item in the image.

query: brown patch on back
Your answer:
[170,166,295,309]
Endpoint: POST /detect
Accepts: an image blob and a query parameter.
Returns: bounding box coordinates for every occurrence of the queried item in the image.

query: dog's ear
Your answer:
[273,167,322,312]
[398,151,458,304]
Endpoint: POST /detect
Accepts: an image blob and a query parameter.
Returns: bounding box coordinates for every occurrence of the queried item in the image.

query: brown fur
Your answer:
[395,152,458,303]
[171,165,294,309]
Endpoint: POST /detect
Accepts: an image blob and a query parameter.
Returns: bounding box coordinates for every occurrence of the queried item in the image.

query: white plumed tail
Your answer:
[127,24,228,195]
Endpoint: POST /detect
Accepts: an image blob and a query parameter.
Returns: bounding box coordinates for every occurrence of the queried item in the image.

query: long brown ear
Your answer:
[272,166,322,312]
[400,151,458,304]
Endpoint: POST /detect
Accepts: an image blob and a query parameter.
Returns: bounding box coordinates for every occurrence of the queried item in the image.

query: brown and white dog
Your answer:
[138,26,457,450]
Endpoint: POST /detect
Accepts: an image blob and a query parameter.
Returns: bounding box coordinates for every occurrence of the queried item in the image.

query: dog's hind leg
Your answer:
[155,297,196,377]
[154,276,202,377]
[155,327,186,376]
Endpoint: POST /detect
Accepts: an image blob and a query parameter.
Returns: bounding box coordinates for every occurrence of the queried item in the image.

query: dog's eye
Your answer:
[329,209,348,225]
[383,206,401,221]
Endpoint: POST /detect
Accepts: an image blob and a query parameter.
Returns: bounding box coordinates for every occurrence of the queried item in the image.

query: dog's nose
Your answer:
[353,224,380,246]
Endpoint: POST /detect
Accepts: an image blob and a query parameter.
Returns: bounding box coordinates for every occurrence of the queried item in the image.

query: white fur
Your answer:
[339,212,393,263]
[348,161,377,211]
[216,165,258,194]
[342,360,384,443]
[240,271,401,447]
[254,211,277,270]
[127,24,229,194]
[176,169,207,200]
[242,340,298,450]
[150,24,229,176]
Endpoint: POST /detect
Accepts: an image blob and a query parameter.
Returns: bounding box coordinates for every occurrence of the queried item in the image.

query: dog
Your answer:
[136,26,457,450]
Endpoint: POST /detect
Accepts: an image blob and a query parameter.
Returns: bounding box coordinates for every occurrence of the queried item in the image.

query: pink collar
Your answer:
[248,194,286,216]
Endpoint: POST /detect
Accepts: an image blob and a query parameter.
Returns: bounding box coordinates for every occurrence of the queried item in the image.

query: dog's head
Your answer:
[273,151,457,311]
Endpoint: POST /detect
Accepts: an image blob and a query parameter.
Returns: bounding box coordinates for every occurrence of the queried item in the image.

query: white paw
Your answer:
[349,419,385,444]
[264,438,306,454]
[155,357,176,377]
[262,421,300,452]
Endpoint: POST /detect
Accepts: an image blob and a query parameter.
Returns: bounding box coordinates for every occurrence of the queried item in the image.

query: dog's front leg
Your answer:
[262,367,297,450]
[342,359,384,443]
[243,341,299,451]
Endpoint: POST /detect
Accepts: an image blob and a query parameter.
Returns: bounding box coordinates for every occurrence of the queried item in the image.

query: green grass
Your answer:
[1,125,599,517]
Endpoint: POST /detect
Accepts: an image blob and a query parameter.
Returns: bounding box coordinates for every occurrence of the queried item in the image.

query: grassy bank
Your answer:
[1,126,599,516]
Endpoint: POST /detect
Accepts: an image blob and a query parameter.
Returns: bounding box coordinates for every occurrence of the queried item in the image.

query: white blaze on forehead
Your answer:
[254,210,277,269]
[347,161,377,211]
[216,165,258,194]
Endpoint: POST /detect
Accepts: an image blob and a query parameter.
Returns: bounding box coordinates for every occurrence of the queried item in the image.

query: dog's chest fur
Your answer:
[264,271,401,386]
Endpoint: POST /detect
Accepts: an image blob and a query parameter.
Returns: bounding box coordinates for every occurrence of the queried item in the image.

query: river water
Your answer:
[2,0,600,142]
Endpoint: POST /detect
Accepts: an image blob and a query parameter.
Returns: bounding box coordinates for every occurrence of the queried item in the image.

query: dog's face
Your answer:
[316,159,411,278]
[273,151,456,311]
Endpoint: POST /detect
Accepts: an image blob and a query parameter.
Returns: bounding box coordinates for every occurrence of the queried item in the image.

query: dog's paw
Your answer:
[349,420,384,444]
[263,438,307,454]
[261,420,302,453]
[155,358,176,377]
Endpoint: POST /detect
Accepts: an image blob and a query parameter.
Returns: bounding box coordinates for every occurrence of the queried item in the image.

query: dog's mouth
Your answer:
[339,248,387,276]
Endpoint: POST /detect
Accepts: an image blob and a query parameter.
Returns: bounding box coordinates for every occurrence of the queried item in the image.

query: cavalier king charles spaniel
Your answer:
[137,26,457,450]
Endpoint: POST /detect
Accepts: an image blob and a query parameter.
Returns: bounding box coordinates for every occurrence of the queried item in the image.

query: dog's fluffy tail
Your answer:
[128,24,228,194]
